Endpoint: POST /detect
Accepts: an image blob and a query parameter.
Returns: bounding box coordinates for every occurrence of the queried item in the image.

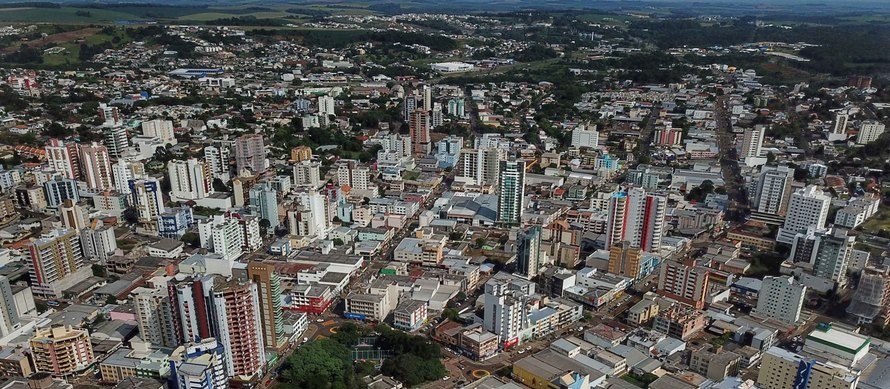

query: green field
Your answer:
[0,8,136,23]
[41,31,130,66]
[861,206,890,235]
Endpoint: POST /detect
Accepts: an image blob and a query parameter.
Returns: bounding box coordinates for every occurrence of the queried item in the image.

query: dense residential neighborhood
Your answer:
[0,4,888,389]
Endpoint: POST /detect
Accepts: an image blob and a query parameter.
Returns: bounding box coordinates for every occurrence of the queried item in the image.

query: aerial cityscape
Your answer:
[0,1,888,389]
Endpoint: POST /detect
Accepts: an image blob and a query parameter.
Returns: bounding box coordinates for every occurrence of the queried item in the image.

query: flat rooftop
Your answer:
[806,323,870,354]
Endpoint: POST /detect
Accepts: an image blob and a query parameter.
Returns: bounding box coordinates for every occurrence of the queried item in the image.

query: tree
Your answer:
[280,339,361,389]
[474,237,486,249]
[105,295,117,305]
[212,178,229,192]
[122,207,139,224]
[441,308,461,322]
[332,238,344,246]
[181,232,200,248]
[259,219,271,235]
[766,152,776,164]
[91,264,107,278]
[380,354,447,386]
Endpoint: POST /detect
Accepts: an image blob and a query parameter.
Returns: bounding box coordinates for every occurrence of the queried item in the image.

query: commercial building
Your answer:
[98,341,171,382]
[752,276,806,325]
[757,346,858,389]
[497,159,526,226]
[286,284,334,315]
[803,323,870,366]
[776,185,831,244]
[30,326,95,378]
[483,275,535,348]
[344,282,398,322]
[460,325,499,361]
[392,300,428,332]
[393,236,446,267]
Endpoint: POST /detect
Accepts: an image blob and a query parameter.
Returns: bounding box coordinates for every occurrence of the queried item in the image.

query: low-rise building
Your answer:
[392,300,427,332]
[652,305,707,341]
[757,346,858,389]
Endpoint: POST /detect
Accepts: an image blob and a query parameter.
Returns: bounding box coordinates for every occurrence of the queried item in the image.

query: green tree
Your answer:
[281,339,360,389]
[212,178,229,192]
[181,232,200,248]
[332,238,344,246]
[259,219,271,235]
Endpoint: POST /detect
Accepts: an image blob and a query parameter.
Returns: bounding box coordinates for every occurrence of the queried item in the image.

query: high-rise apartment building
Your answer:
[740,126,764,161]
[497,159,525,226]
[812,228,855,288]
[292,160,322,188]
[78,142,114,190]
[141,119,176,145]
[831,112,849,137]
[234,134,266,174]
[168,158,212,201]
[657,259,710,309]
[80,220,117,264]
[198,214,245,261]
[608,241,643,279]
[447,98,465,117]
[210,278,266,380]
[169,338,228,389]
[30,326,95,378]
[204,144,232,181]
[247,262,285,350]
[317,95,335,117]
[750,165,794,216]
[776,185,831,244]
[483,277,534,348]
[103,126,129,159]
[43,178,79,208]
[290,146,313,162]
[44,139,80,180]
[0,275,19,337]
[571,124,599,149]
[752,276,806,325]
[857,121,886,144]
[98,103,122,126]
[129,178,165,223]
[249,182,279,229]
[132,285,178,348]
[605,187,667,252]
[516,227,542,278]
[457,147,503,187]
[59,199,85,232]
[28,228,87,297]
[403,94,418,119]
[409,110,431,155]
[111,161,144,195]
[847,266,890,326]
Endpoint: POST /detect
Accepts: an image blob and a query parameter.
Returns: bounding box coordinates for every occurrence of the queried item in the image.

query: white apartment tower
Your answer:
[571,124,599,149]
[497,159,526,226]
[740,126,764,160]
[857,121,885,144]
[168,158,212,201]
[111,161,144,195]
[753,276,806,325]
[776,185,831,244]
[293,161,322,188]
[141,119,176,145]
[198,215,245,261]
[318,95,335,117]
[751,165,794,216]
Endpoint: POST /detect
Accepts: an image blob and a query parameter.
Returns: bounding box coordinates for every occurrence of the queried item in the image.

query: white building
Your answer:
[740,126,766,166]
[834,194,881,228]
[198,214,244,261]
[78,143,114,190]
[496,159,525,226]
[44,139,80,180]
[857,121,885,144]
[129,178,165,223]
[430,62,474,73]
[483,276,533,348]
[571,124,599,149]
[751,165,794,216]
[752,276,805,325]
[777,185,831,244]
[204,144,232,182]
[605,187,667,252]
[141,119,176,145]
[168,158,212,202]
[112,161,144,195]
[293,161,322,188]
[757,346,858,389]
[318,95,335,117]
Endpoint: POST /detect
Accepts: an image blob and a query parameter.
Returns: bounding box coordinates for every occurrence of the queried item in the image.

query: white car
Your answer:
[518,349,526,354]
[315,318,325,323]
[442,376,450,381]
